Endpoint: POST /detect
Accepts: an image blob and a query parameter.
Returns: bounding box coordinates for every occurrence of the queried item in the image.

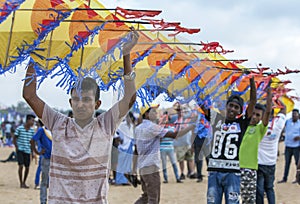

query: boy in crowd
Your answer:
[13,114,36,188]
[239,88,272,203]
[256,101,286,204]
[205,77,256,204]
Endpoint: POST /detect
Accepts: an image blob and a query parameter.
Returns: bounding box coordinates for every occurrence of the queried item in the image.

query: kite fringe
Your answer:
[0,0,25,24]
[1,8,72,76]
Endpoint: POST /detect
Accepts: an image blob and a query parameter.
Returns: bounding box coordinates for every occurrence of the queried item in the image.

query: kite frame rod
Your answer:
[151,50,235,54]
[93,28,177,32]
[62,19,152,24]
[172,58,248,62]
[137,42,203,46]
[12,8,162,12]
[4,11,16,68]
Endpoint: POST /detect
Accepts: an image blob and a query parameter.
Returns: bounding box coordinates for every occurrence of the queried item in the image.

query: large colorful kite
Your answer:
[0,0,298,113]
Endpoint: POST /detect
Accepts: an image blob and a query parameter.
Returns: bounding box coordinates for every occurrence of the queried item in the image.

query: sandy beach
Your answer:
[0,142,299,204]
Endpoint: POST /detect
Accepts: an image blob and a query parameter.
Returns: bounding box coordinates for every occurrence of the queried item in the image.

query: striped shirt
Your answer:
[160,127,174,151]
[42,104,121,204]
[14,125,35,154]
[135,119,168,169]
[160,137,174,151]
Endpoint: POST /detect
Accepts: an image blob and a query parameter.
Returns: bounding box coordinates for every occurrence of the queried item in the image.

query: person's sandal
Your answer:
[124,173,139,188]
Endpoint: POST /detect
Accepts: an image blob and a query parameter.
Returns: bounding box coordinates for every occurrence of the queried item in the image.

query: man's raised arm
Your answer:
[23,62,45,119]
[262,88,273,126]
[118,28,139,118]
[246,76,257,118]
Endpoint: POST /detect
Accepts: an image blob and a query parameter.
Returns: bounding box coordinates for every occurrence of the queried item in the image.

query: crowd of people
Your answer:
[0,28,300,204]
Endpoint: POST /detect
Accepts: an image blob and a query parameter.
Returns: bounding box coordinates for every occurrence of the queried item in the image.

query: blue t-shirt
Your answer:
[32,127,52,159]
[284,119,300,148]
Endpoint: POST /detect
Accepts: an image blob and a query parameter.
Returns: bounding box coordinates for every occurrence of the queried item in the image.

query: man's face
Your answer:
[27,118,35,127]
[148,108,158,122]
[250,108,263,125]
[226,101,241,120]
[70,89,98,121]
[292,111,299,122]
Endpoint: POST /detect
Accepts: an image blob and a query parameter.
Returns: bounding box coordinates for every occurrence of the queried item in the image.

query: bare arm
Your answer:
[23,62,45,119]
[278,99,286,115]
[262,88,272,126]
[12,133,17,151]
[246,76,257,118]
[30,140,39,155]
[164,124,196,139]
[118,29,139,119]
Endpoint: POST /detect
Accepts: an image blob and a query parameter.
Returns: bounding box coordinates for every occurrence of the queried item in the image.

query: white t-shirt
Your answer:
[5,123,12,134]
[116,121,134,151]
[258,113,286,165]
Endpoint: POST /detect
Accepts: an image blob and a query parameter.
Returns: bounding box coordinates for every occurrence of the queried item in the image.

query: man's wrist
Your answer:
[124,71,136,81]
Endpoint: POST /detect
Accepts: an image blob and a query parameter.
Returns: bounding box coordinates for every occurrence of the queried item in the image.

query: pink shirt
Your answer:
[42,104,121,204]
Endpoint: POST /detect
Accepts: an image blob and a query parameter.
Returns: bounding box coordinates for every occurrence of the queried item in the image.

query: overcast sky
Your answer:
[0,0,299,110]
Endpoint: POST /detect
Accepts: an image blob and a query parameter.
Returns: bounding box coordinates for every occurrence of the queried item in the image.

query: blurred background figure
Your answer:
[13,114,36,188]
[173,104,197,180]
[31,119,53,204]
[115,112,135,185]
[278,108,300,184]
[159,111,182,183]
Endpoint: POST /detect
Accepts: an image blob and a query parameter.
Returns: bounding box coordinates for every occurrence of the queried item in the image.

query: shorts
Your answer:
[17,150,30,167]
[174,146,194,162]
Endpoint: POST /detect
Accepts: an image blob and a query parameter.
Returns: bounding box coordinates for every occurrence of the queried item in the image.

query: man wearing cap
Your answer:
[205,77,256,204]
[134,104,195,204]
[278,108,300,184]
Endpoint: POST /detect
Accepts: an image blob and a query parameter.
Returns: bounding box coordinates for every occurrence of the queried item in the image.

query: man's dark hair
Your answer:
[26,114,35,121]
[95,109,105,117]
[254,103,266,113]
[71,77,100,101]
[292,109,299,113]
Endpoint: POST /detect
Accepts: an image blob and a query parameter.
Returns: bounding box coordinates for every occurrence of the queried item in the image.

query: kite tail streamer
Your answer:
[132,43,158,67]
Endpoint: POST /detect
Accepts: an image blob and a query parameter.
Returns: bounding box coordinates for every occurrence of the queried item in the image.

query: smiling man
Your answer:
[205,77,256,204]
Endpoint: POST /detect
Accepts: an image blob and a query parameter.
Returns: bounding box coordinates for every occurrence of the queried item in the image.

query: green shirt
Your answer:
[239,122,268,170]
